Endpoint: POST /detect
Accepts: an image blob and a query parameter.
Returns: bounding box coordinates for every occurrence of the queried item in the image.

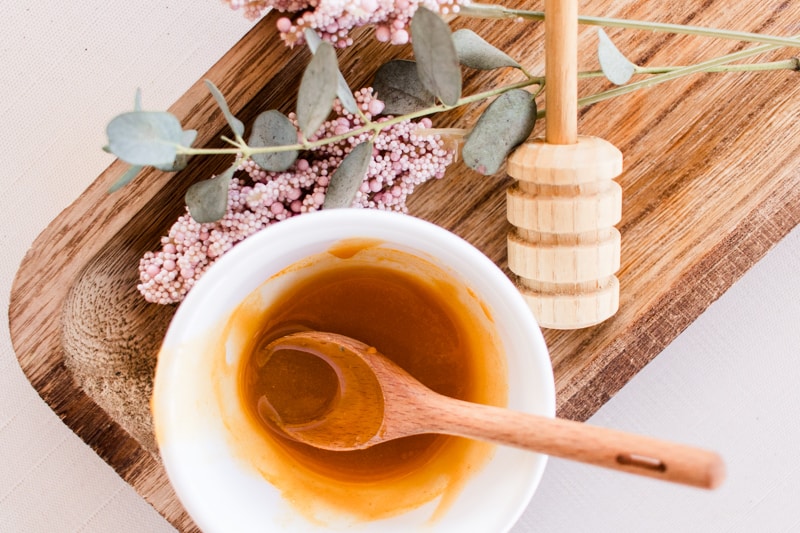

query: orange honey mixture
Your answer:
[235,244,507,521]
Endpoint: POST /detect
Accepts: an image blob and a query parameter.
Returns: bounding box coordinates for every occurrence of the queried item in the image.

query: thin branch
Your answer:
[459,3,800,49]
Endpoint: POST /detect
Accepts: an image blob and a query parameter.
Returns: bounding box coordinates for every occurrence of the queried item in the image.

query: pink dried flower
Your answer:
[223,0,271,21]
[137,87,454,304]
[222,0,462,48]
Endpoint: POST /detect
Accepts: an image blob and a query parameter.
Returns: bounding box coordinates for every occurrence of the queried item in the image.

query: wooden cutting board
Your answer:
[9,1,800,530]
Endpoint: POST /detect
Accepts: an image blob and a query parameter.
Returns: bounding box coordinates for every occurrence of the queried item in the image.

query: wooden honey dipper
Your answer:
[506,0,623,329]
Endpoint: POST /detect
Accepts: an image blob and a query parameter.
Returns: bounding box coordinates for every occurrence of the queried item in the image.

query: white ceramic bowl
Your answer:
[152,209,555,532]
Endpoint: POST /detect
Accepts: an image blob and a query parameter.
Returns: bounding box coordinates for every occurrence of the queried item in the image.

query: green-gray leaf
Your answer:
[323,141,373,209]
[452,29,521,71]
[182,129,198,148]
[304,28,359,115]
[106,111,183,166]
[133,88,143,112]
[154,129,197,172]
[410,7,461,106]
[185,165,235,223]
[204,79,245,137]
[248,110,299,171]
[296,42,339,138]
[108,164,144,193]
[462,89,537,175]
[597,28,636,85]
[372,60,436,115]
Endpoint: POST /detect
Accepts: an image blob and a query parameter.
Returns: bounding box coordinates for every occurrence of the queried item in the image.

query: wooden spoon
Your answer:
[260,331,725,489]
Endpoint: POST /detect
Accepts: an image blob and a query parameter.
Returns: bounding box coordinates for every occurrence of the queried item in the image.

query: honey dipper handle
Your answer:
[545,0,578,145]
[424,395,725,489]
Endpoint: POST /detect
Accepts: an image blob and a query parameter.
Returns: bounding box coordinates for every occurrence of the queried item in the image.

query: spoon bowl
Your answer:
[262,331,725,490]
[257,332,387,450]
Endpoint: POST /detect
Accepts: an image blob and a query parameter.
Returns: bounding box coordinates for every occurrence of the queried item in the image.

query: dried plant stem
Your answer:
[460,3,800,49]
[178,77,543,158]
[579,58,800,79]
[177,27,798,159]
[572,34,800,113]
[640,58,799,74]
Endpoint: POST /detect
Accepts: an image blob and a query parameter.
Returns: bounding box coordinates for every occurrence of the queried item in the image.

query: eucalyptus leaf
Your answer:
[106,111,183,166]
[181,129,198,148]
[452,29,521,71]
[134,88,143,112]
[323,141,373,209]
[302,28,324,52]
[597,28,636,85]
[108,164,144,193]
[185,165,235,223]
[304,28,359,115]
[154,129,197,172]
[154,156,187,172]
[248,110,299,171]
[296,42,339,138]
[462,89,537,175]
[204,79,245,137]
[372,60,436,115]
[410,7,461,106]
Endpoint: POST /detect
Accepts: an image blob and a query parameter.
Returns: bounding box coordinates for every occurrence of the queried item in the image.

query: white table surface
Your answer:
[2,2,798,532]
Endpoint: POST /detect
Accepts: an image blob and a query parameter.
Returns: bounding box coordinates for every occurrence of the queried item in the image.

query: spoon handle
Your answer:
[425,396,725,489]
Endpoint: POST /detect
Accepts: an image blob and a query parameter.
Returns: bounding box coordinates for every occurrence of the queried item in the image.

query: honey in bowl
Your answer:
[226,240,508,523]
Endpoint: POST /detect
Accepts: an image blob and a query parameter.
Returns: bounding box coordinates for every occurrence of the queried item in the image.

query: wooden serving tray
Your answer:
[10,2,800,530]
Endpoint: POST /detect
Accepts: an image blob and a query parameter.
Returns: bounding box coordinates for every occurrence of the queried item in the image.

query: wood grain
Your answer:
[422,393,725,489]
[544,0,578,144]
[506,136,624,328]
[9,1,800,530]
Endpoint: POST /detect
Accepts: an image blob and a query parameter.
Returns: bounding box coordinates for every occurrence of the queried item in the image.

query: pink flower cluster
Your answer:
[137,87,454,304]
[223,0,463,47]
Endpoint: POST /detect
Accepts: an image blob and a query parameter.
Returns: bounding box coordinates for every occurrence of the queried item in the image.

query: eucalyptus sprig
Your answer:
[459,3,800,48]
[105,6,799,223]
